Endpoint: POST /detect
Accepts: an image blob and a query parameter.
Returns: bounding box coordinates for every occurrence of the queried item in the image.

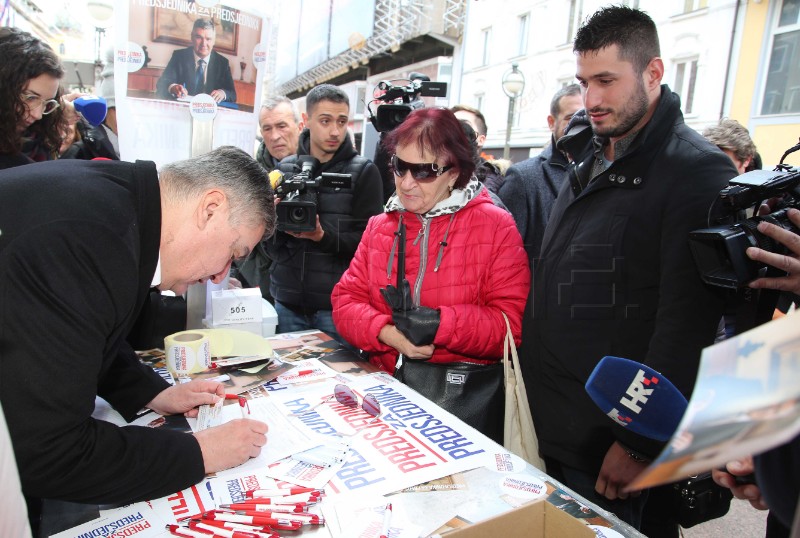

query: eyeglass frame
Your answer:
[390,154,453,183]
[289,383,381,421]
[21,93,60,115]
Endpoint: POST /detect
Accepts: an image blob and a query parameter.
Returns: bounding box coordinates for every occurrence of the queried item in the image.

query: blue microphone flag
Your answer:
[585,356,688,442]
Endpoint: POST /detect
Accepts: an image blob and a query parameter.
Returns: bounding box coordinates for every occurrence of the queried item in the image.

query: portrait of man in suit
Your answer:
[156,18,237,103]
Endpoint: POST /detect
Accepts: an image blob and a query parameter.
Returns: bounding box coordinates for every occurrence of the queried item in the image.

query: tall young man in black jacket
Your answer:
[265,84,383,344]
[521,6,738,535]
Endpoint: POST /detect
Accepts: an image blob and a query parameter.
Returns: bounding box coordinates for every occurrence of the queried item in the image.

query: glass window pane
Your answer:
[675,63,686,98]
[685,60,698,113]
[761,29,800,114]
[779,0,800,27]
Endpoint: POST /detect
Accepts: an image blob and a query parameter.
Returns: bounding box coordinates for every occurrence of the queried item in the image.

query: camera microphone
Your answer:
[585,356,687,442]
[73,95,108,126]
[268,170,283,190]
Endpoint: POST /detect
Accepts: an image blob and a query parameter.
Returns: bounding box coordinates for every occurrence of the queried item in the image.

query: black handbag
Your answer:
[394,360,505,444]
[672,472,733,528]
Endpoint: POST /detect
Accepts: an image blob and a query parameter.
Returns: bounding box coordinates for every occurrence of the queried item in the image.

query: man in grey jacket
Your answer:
[498,84,582,263]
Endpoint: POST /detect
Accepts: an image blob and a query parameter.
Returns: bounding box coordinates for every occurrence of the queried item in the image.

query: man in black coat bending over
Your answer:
[0,147,272,529]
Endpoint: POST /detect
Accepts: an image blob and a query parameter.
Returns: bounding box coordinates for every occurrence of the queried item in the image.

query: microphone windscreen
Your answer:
[585,356,688,442]
[73,96,108,126]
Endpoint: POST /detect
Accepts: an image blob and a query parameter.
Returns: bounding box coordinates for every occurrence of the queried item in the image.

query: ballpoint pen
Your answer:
[224,394,249,418]
[188,519,262,538]
[379,503,392,538]
[245,487,320,498]
[165,524,211,538]
[190,519,278,538]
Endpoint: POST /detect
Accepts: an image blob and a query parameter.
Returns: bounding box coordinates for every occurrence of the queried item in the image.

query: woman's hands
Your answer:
[379,324,434,360]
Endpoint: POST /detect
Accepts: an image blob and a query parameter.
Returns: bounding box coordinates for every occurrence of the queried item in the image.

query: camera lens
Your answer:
[289,206,308,223]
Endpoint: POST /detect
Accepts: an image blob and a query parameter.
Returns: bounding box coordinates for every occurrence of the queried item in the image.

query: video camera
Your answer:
[689,141,800,288]
[367,77,447,132]
[274,156,352,233]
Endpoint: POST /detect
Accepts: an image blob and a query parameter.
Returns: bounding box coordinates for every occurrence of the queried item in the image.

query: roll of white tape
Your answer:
[164,331,211,380]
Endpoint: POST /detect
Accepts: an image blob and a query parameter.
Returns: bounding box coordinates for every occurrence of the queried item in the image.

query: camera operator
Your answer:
[264,84,382,344]
[710,208,800,537]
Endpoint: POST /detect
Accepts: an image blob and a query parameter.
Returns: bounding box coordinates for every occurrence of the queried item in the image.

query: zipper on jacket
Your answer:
[413,215,429,307]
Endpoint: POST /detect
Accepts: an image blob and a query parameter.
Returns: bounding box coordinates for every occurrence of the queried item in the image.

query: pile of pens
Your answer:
[165,487,325,538]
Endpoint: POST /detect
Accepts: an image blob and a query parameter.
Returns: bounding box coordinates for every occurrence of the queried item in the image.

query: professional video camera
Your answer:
[367,77,447,132]
[273,156,352,233]
[689,140,800,288]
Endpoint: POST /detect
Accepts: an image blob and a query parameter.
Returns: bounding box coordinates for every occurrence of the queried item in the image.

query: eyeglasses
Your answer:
[290,383,381,420]
[391,154,453,182]
[22,93,60,115]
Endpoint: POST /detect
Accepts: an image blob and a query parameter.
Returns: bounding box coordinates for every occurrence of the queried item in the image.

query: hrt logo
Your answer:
[619,369,659,413]
[607,408,633,427]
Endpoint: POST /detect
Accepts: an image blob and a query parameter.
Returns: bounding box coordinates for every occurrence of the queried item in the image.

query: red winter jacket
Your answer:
[332,187,530,373]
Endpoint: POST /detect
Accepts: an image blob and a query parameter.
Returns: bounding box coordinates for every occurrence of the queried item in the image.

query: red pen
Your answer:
[165,525,212,538]
[218,504,306,514]
[379,503,392,538]
[189,519,261,538]
[219,506,322,524]
[191,519,278,538]
[229,509,324,526]
[203,511,302,531]
[245,487,319,498]
[236,493,319,504]
[224,394,250,418]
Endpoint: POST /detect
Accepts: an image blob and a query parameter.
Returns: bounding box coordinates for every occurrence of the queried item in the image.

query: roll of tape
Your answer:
[164,331,211,379]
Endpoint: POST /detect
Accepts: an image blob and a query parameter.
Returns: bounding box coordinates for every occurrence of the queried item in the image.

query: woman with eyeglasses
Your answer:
[332,107,529,378]
[0,28,68,169]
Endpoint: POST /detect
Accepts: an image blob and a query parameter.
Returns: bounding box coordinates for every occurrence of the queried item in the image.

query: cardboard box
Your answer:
[443,498,594,538]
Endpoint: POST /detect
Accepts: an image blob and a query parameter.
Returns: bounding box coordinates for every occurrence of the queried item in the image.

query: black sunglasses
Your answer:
[391,154,453,182]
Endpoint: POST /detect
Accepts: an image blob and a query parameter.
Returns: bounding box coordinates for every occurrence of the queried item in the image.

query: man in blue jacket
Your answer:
[499,83,582,264]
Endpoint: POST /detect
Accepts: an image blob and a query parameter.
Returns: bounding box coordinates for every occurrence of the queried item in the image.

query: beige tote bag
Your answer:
[501,312,546,471]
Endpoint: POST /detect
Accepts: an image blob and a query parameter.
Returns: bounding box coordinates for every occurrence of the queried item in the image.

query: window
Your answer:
[683,0,708,13]
[761,0,800,115]
[622,0,640,7]
[475,94,484,112]
[517,13,529,57]
[566,0,583,44]
[356,86,366,115]
[481,27,491,66]
[674,59,698,114]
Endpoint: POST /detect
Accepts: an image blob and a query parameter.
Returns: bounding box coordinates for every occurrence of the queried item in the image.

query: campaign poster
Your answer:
[112,0,271,165]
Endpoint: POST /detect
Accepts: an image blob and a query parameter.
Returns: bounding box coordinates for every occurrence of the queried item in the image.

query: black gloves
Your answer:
[381,281,440,346]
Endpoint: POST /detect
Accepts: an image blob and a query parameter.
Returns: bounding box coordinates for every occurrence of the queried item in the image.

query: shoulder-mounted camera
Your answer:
[366,77,447,133]
[274,156,352,233]
[689,139,800,288]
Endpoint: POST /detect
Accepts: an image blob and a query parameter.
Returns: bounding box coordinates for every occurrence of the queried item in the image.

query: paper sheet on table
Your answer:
[630,311,800,490]
[268,373,499,498]
[206,469,279,505]
[51,503,168,538]
[214,396,325,479]
[322,497,422,538]
[275,357,339,384]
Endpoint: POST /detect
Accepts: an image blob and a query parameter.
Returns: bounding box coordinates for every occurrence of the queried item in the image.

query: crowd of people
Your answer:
[1,5,798,537]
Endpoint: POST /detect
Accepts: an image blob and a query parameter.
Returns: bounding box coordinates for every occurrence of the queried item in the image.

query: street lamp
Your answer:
[501,63,526,160]
[87,0,114,87]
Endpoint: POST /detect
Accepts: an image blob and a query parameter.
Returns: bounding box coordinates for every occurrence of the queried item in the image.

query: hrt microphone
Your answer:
[73,96,107,126]
[585,356,687,442]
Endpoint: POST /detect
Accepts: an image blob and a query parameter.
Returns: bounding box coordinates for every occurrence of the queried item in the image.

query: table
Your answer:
[41,331,645,538]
